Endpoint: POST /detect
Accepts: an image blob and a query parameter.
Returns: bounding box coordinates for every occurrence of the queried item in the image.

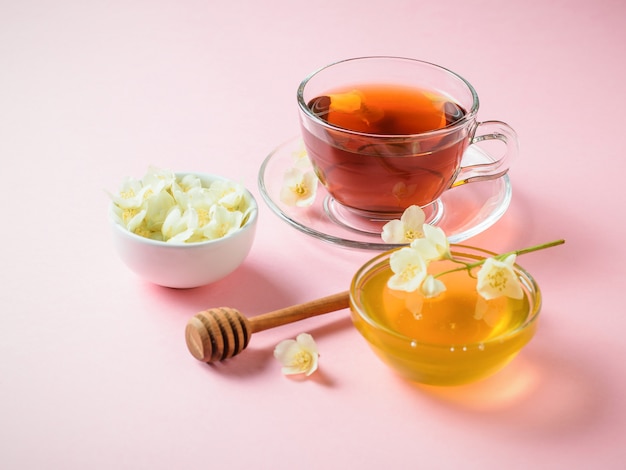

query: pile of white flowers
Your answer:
[110,167,253,243]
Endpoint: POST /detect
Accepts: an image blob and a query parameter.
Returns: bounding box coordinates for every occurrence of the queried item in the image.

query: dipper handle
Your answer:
[185,291,350,363]
[249,290,350,333]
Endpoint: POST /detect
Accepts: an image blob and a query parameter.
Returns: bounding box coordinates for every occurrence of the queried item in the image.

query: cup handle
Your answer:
[452,120,518,187]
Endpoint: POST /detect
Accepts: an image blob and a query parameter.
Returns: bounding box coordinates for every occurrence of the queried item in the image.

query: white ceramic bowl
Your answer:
[110,172,258,288]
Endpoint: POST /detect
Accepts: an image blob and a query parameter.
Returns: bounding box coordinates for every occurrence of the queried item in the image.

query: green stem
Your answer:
[509,239,565,257]
[435,239,565,279]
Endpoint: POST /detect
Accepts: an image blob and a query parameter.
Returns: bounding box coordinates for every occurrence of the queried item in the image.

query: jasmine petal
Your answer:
[388,247,428,292]
[212,180,246,211]
[204,205,243,240]
[125,208,147,232]
[162,206,195,242]
[142,167,175,193]
[112,177,149,209]
[381,205,426,244]
[476,254,524,300]
[280,168,318,207]
[422,224,450,259]
[421,274,447,298]
[143,189,176,232]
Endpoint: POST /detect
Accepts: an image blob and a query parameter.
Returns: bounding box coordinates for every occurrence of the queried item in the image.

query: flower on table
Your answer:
[274,333,319,376]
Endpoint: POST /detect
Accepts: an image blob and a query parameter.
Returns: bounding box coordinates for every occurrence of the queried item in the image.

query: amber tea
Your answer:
[298,58,518,220]
[308,84,466,135]
[302,84,470,213]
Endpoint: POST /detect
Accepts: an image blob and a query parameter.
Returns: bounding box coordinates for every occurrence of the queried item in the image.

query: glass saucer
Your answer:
[258,137,512,250]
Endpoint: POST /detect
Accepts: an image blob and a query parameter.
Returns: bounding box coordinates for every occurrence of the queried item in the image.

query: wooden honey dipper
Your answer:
[185,291,350,363]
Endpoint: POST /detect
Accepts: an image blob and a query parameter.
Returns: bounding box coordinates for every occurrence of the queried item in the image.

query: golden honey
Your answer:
[350,249,540,386]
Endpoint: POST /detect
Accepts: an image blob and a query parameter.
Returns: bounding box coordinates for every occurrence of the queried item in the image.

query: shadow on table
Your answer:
[142,261,308,319]
[187,313,353,385]
[406,316,606,437]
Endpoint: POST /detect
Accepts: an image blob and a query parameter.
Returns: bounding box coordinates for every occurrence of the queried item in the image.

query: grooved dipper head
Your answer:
[185,307,251,363]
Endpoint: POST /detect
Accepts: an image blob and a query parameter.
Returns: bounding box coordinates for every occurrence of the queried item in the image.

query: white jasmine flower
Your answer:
[203,204,243,240]
[421,274,447,298]
[476,254,524,300]
[124,207,147,232]
[213,181,247,211]
[110,203,139,229]
[387,247,428,292]
[162,206,197,243]
[111,177,150,209]
[142,188,176,232]
[238,192,255,221]
[169,183,188,208]
[274,333,319,376]
[381,205,426,244]
[280,167,318,207]
[422,224,450,259]
[409,224,450,262]
[142,167,175,193]
[172,181,208,209]
[177,173,203,191]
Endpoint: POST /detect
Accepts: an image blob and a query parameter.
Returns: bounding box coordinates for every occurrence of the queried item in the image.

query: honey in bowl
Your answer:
[349,247,541,386]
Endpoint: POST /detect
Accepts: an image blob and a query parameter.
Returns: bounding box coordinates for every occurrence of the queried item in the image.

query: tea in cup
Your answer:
[297,57,518,224]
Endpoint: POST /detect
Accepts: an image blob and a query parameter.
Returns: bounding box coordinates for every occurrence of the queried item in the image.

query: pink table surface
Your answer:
[2,0,625,468]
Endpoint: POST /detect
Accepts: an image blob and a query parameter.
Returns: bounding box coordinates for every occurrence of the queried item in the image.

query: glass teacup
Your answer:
[298,57,518,227]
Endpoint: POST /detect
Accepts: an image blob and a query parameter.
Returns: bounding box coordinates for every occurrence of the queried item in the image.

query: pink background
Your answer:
[2,0,625,468]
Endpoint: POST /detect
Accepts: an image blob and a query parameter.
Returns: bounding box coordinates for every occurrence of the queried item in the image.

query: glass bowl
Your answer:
[349,245,542,386]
